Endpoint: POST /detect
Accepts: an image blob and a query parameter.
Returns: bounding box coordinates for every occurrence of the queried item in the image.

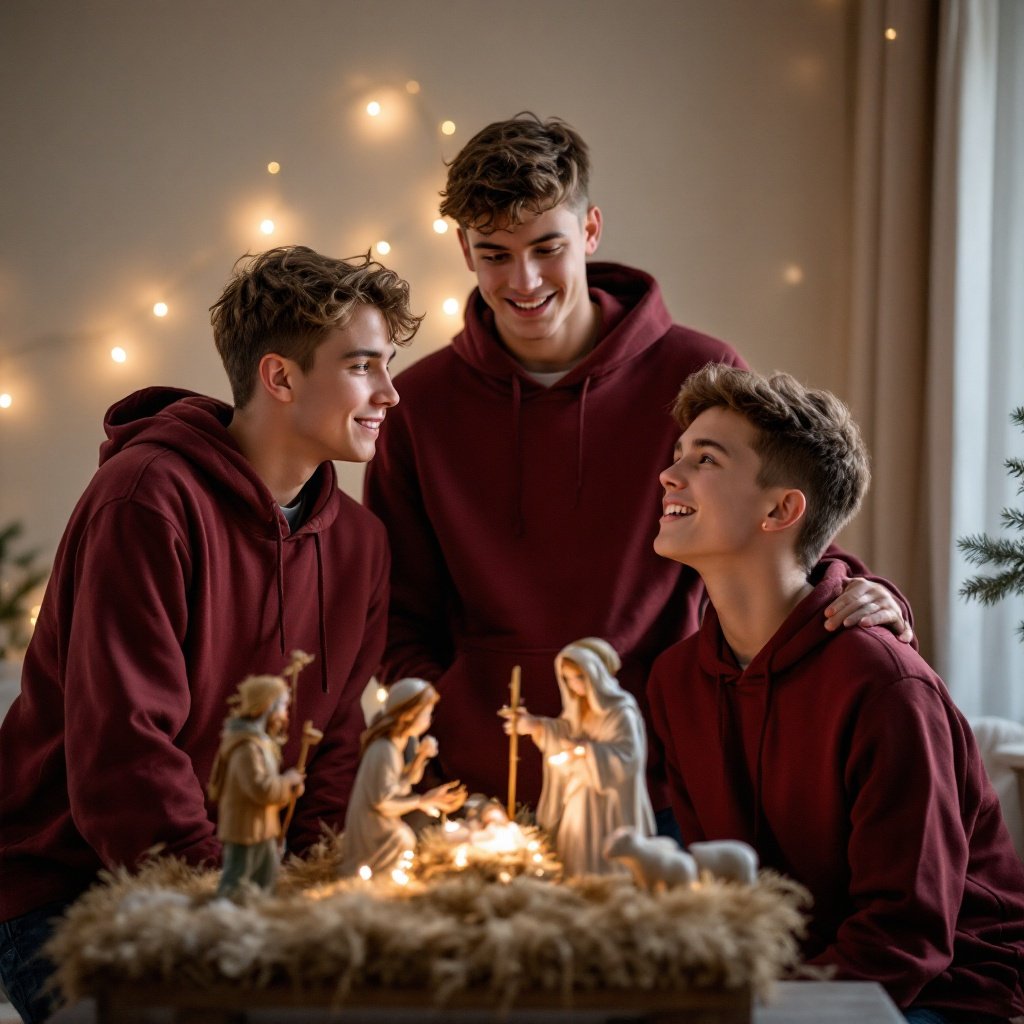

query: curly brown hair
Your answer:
[210,246,423,407]
[439,113,590,233]
[671,363,871,573]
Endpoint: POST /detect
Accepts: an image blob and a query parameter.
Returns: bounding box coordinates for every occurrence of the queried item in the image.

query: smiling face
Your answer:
[457,202,602,371]
[286,303,398,465]
[654,406,781,570]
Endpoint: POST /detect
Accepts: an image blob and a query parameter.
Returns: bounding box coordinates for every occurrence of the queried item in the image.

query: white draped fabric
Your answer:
[929,0,1024,720]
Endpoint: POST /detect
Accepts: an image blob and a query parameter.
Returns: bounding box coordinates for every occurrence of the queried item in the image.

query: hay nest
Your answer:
[48,833,810,1010]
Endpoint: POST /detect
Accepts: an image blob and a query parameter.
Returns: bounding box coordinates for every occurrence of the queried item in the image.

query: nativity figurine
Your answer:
[340,678,467,878]
[208,673,304,899]
[500,637,655,876]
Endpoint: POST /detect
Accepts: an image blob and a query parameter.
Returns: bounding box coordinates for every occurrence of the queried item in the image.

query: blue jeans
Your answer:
[0,900,70,1023]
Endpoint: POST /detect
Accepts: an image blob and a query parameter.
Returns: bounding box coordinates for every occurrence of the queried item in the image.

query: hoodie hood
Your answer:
[100,386,340,538]
[450,261,673,388]
[100,386,339,692]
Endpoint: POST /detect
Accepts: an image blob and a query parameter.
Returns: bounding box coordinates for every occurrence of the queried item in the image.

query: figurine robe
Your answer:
[339,737,421,876]
[531,639,656,876]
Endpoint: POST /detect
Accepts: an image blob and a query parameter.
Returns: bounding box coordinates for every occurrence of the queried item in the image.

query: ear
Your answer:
[257,353,296,405]
[583,205,603,255]
[456,227,476,272]
[762,488,806,533]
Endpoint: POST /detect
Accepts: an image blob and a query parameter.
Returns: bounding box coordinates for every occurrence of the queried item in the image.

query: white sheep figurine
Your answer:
[603,827,759,890]
[602,827,698,891]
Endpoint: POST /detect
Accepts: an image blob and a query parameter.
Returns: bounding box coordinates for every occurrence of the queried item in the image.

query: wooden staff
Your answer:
[507,665,521,818]
[280,719,323,839]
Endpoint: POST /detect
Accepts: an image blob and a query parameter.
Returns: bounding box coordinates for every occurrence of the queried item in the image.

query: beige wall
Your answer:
[0,0,856,562]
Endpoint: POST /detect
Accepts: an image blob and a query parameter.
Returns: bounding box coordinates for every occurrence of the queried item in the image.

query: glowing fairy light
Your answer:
[444,820,461,833]
[153,302,168,318]
[358,865,372,881]
[260,219,275,235]
[783,264,804,285]
[391,868,410,886]
[432,218,449,235]
[454,846,469,869]
[442,298,460,316]
[110,346,127,363]
[885,27,898,40]
[375,240,391,256]
[375,685,388,704]
[366,101,382,117]
[499,871,512,884]
[0,393,11,409]
[405,80,420,94]
[267,161,280,174]
[440,120,456,136]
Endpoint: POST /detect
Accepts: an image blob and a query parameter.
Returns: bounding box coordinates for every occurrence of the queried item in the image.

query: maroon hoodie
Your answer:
[648,561,1024,1017]
[364,262,748,805]
[0,388,388,919]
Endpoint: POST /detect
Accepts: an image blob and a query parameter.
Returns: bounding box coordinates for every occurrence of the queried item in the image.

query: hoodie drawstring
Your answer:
[574,375,591,507]
[752,670,774,848]
[276,524,330,694]
[314,531,329,693]
[275,532,286,656]
[512,375,524,537]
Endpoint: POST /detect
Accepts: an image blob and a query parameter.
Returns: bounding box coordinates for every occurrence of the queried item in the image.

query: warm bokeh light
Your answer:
[0,393,12,409]
[432,218,449,235]
[153,302,168,318]
[111,346,127,363]
[375,240,391,256]
[260,219,275,235]
[440,120,456,136]
[783,264,805,285]
[267,161,280,174]
[442,297,460,316]
[358,865,372,881]
[366,100,382,117]
[405,80,420,94]
[885,27,898,40]
[375,685,388,704]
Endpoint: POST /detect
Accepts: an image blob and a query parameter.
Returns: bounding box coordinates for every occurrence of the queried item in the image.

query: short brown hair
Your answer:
[210,246,423,407]
[672,364,871,573]
[439,112,590,232]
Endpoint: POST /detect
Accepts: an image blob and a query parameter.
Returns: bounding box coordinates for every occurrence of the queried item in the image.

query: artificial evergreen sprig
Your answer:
[958,407,1024,640]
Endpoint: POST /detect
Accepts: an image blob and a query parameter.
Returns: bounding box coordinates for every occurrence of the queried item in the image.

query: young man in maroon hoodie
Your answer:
[647,363,1024,1022]
[0,246,421,1023]
[364,112,913,814]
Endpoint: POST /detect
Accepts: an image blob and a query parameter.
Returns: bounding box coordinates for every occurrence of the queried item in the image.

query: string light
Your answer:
[783,264,804,285]
[432,218,449,235]
[152,302,168,318]
[442,298,460,316]
[375,240,391,256]
[885,27,897,40]
[110,346,127,363]
[440,120,456,136]
[267,161,280,174]
[375,685,388,704]
[366,100,381,117]
[0,393,12,409]
[358,865,372,881]
[260,219,275,235]
[405,80,420,94]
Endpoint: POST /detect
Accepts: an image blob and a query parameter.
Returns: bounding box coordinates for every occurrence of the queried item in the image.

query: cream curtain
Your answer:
[845,0,1023,719]
[929,0,1024,721]
[843,0,938,655]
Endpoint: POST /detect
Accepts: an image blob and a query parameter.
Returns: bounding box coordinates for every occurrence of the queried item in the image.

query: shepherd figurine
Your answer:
[208,674,305,899]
